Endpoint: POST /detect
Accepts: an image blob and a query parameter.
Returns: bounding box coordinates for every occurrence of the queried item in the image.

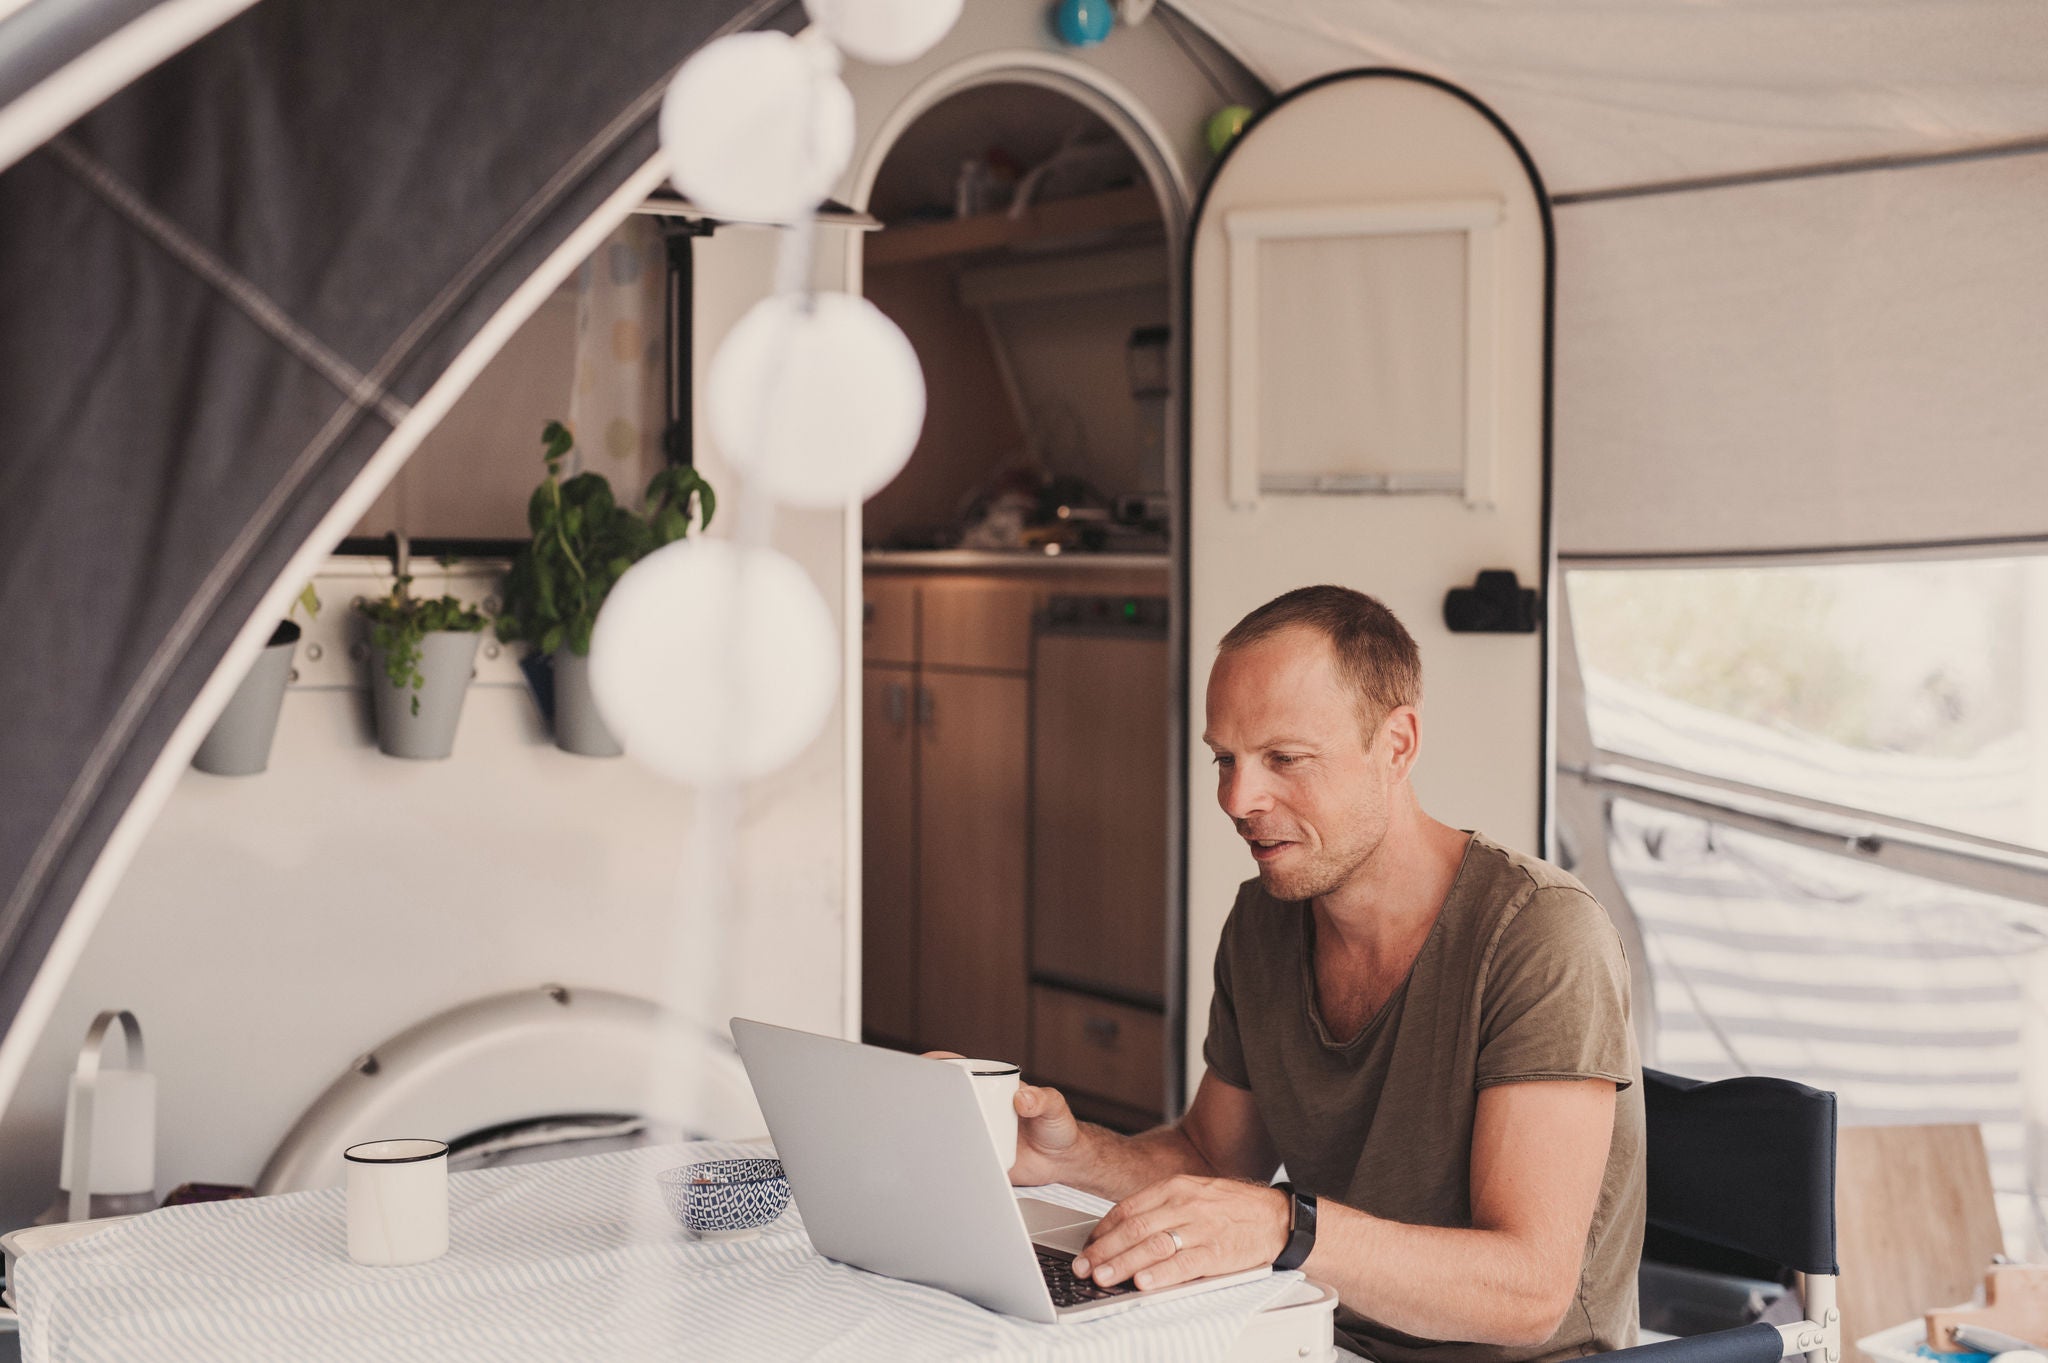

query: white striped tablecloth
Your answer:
[14,1140,1302,1362]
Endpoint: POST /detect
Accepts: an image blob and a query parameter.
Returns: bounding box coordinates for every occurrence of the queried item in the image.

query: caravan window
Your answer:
[1568,555,2048,855]
[1563,550,2048,1248]
[1608,797,2044,1239]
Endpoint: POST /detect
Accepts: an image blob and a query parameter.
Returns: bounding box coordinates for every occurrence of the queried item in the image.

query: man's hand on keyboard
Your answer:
[1071,1175,1289,1291]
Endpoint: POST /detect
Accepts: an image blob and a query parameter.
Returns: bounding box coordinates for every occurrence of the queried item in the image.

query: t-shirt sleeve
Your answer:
[1476,885,1636,1091]
[1200,890,1253,1091]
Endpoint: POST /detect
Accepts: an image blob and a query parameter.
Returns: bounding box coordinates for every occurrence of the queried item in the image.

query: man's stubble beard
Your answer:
[1256,807,1387,903]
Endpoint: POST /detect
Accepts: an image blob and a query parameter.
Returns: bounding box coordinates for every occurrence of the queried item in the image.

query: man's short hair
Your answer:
[1218,586,1421,737]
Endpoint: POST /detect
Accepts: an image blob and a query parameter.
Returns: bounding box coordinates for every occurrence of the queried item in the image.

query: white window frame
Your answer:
[1223,199,1503,510]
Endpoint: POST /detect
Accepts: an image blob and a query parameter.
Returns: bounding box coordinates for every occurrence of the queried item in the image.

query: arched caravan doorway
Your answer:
[828,9,1266,1124]
[1177,71,1560,1093]
[842,63,1197,1127]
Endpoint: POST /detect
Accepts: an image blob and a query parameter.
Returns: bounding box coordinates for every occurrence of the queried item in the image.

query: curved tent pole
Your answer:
[0,0,265,176]
[0,0,777,1117]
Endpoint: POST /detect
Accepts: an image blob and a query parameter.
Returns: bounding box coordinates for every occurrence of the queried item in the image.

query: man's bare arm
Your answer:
[1284,1079,1614,1346]
[1011,1070,1279,1200]
[1075,1077,1615,1348]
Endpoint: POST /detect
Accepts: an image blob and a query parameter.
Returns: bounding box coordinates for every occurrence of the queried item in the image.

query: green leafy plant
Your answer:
[496,420,716,657]
[356,576,486,715]
[293,582,322,622]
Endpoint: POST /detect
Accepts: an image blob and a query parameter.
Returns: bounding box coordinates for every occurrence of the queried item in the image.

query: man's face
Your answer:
[1203,627,1401,902]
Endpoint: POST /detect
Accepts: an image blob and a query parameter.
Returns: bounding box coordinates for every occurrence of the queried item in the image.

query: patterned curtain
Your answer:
[567,217,668,491]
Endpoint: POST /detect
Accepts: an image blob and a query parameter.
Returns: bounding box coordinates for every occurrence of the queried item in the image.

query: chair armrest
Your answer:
[1601,1322,1791,1363]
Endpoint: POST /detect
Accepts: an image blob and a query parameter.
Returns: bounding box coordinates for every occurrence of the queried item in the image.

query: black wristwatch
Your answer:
[1270,1180,1318,1271]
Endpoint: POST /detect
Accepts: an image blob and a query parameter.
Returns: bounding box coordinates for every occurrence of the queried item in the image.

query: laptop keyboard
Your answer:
[1036,1244,1138,1308]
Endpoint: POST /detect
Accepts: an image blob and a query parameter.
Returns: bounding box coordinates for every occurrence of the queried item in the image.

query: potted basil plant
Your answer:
[496,420,715,756]
[192,583,320,777]
[357,575,488,759]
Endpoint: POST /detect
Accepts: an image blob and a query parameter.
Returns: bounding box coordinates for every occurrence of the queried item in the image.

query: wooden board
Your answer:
[1928,1265,2048,1352]
[1837,1124,2004,1359]
[863,186,1161,268]
[860,666,919,1046]
[1030,631,1169,1001]
[1030,984,1164,1119]
[916,669,1030,1065]
[861,577,918,667]
[919,578,1039,673]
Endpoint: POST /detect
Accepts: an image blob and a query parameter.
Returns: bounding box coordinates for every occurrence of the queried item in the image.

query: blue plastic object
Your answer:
[1052,0,1114,46]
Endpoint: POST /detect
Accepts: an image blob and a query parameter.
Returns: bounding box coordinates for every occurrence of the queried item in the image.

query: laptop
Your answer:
[730,1018,1270,1324]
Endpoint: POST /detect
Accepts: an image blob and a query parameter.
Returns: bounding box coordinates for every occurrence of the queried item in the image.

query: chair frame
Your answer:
[1785,1273,1841,1363]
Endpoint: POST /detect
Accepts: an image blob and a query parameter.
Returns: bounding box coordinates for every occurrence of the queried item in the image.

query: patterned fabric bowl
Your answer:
[656,1158,791,1240]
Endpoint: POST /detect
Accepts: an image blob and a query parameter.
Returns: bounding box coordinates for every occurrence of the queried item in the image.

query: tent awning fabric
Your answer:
[1551,148,2048,558]
[1179,0,2048,197]
[0,0,264,174]
[0,0,763,1048]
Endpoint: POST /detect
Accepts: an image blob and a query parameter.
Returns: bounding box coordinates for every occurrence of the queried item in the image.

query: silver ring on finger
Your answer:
[1166,1229,1184,1255]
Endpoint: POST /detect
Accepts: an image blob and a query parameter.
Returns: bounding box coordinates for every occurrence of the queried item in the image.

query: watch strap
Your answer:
[1270,1180,1317,1271]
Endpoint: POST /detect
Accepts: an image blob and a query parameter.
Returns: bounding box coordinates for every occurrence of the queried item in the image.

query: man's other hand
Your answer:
[1009,1082,1086,1186]
[920,1051,1085,1187]
[1072,1175,1288,1290]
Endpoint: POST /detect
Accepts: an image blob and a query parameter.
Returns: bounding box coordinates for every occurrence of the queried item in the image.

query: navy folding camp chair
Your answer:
[1606,1070,1840,1363]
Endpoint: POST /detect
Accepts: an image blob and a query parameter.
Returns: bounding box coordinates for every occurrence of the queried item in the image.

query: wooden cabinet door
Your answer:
[862,666,918,1046]
[916,669,1029,1065]
[919,578,1038,672]
[1031,632,1169,1002]
[1030,985,1164,1120]
[863,576,918,667]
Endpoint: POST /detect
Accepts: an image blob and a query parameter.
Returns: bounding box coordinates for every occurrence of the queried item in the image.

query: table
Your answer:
[12,1140,1307,1362]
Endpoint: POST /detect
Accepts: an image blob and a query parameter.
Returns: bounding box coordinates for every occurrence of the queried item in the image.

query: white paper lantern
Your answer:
[803,0,964,65]
[708,291,926,508]
[660,31,855,224]
[589,540,839,785]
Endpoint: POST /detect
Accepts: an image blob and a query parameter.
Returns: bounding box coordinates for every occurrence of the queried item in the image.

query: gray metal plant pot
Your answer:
[369,630,481,760]
[551,647,622,757]
[192,621,300,776]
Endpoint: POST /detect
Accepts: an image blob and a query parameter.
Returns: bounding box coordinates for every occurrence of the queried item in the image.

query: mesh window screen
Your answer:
[1608,798,2048,1251]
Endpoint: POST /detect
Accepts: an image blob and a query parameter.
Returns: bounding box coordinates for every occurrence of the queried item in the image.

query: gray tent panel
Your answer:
[0,0,775,1046]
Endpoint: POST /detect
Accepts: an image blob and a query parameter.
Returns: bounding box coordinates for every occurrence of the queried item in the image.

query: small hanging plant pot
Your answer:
[494,420,714,759]
[191,620,301,776]
[357,579,488,761]
[549,647,621,757]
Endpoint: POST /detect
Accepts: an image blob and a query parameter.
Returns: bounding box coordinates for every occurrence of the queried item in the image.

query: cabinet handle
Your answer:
[885,681,908,727]
[863,600,877,626]
[916,685,935,728]
[1083,1015,1120,1046]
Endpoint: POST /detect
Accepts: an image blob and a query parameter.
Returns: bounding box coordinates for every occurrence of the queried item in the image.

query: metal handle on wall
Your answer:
[916,686,935,729]
[67,1010,146,1223]
[885,681,908,728]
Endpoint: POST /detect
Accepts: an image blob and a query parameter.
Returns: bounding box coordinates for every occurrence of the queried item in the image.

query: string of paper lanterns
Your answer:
[805,0,965,66]
[588,1,959,788]
[707,292,926,509]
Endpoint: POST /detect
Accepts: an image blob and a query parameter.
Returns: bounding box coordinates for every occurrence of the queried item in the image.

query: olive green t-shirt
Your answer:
[1203,832,1645,1362]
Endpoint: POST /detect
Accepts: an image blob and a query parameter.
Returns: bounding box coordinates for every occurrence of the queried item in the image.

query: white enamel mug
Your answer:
[943,1058,1021,1173]
[344,1138,449,1266]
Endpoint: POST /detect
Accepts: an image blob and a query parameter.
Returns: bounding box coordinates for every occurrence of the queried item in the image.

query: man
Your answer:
[1009,585,1644,1360]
